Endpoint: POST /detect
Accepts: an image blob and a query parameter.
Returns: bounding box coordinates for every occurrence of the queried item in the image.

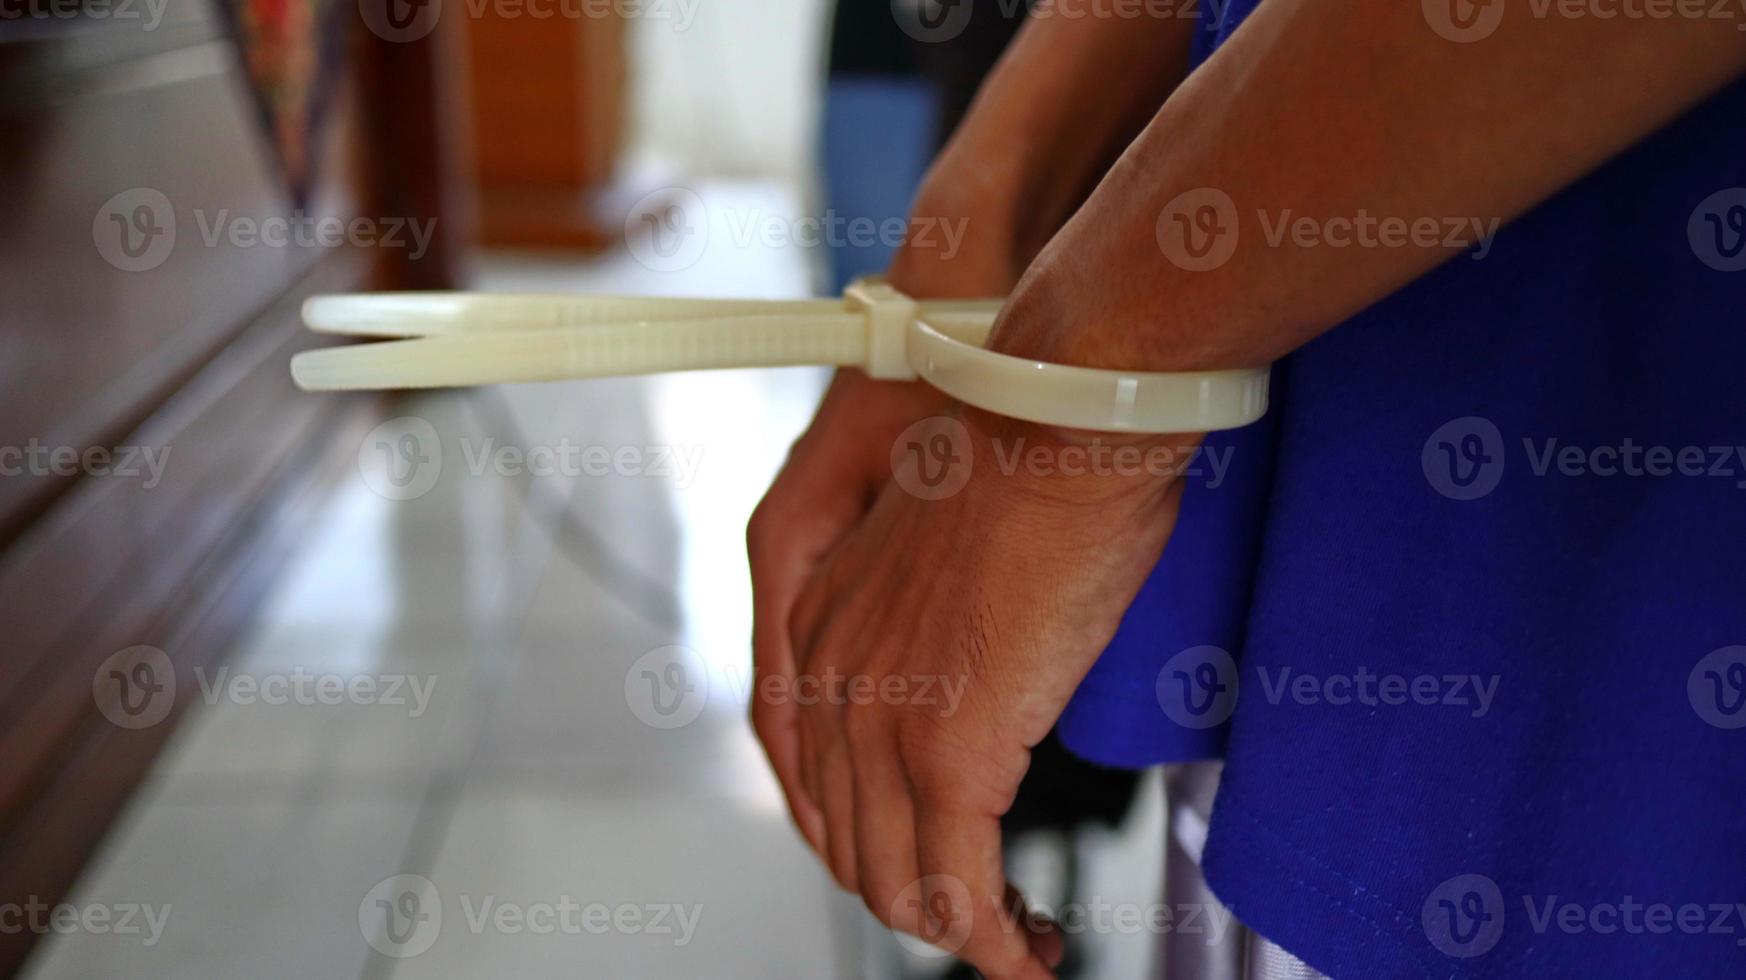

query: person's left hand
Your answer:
[772,407,1197,979]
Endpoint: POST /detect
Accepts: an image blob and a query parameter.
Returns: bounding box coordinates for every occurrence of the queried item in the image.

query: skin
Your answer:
[749,2,1746,977]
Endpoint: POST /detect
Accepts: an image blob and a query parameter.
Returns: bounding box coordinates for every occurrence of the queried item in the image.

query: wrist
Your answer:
[957,403,1201,514]
[985,221,1270,374]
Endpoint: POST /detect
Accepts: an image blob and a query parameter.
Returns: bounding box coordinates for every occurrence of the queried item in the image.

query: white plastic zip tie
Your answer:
[291,279,1270,433]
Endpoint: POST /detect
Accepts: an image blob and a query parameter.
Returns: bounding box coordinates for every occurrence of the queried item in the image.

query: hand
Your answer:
[746,163,1032,864]
[747,12,1198,960]
[784,409,1198,978]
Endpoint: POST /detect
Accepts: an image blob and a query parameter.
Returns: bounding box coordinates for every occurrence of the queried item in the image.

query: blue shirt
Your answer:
[1057,6,1746,977]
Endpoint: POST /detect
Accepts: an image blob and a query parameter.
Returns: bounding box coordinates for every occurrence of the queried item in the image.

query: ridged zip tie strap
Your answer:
[291,279,1270,434]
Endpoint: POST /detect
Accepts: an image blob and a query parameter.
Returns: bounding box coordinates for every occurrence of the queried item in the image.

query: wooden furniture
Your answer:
[0,5,462,973]
[463,3,627,249]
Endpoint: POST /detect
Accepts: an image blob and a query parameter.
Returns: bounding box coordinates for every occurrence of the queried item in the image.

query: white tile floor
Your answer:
[22,180,1162,980]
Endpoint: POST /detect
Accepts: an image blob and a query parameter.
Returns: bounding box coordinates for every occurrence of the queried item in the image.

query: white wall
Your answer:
[625,0,833,184]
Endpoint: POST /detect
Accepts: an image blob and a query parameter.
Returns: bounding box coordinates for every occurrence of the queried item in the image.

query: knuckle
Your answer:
[893,716,934,762]
[839,699,885,746]
[894,718,954,792]
[788,592,829,661]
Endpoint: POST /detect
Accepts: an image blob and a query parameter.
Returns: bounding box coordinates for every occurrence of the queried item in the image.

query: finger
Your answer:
[912,802,1055,980]
[1007,883,1064,970]
[818,737,861,892]
[794,709,828,858]
[849,730,921,931]
[783,550,850,864]
[747,515,827,855]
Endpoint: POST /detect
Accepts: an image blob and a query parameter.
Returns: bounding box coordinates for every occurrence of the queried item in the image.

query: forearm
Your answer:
[992,0,1746,370]
[922,0,1200,259]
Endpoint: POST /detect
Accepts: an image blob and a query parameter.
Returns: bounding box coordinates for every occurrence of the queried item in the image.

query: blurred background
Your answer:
[0,1,1164,975]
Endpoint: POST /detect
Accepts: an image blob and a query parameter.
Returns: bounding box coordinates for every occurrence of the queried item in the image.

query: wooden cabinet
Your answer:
[0,8,460,972]
[463,3,627,249]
